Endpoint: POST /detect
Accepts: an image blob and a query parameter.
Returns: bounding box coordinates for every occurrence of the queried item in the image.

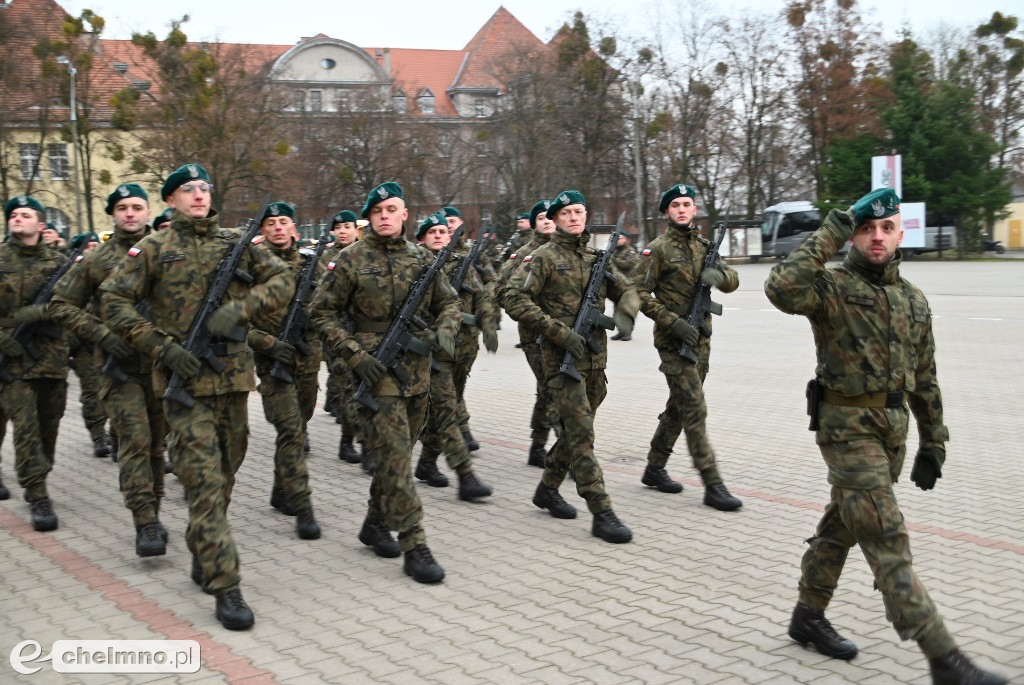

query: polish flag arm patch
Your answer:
[127,246,142,257]
[642,248,652,256]
[327,261,336,271]
[74,254,84,262]
[523,255,533,262]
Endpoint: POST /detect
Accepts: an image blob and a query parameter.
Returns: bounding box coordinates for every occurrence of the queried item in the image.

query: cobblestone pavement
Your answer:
[1,261,1021,685]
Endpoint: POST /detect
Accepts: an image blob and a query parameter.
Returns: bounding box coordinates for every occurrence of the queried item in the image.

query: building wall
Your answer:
[994,202,1024,249]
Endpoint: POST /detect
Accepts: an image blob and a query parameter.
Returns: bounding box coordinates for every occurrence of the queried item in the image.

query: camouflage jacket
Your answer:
[52,228,154,380]
[0,240,68,382]
[309,227,461,397]
[631,224,739,359]
[503,229,639,374]
[430,244,498,362]
[248,240,324,376]
[611,242,640,278]
[495,232,551,344]
[764,209,947,448]
[99,210,293,397]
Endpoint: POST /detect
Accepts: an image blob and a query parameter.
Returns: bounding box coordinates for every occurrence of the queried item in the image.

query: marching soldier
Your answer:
[0,196,69,531]
[610,232,640,341]
[412,212,494,500]
[101,163,292,630]
[630,184,742,511]
[247,201,322,540]
[51,183,168,556]
[765,188,1006,685]
[503,190,640,543]
[310,182,461,583]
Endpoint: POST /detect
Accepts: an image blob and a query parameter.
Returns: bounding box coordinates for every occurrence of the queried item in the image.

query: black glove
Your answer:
[0,331,24,357]
[560,330,586,359]
[482,328,498,353]
[162,343,201,379]
[669,317,699,346]
[612,310,633,338]
[11,304,48,325]
[436,331,456,358]
[910,446,944,491]
[268,339,296,365]
[207,301,244,338]
[99,332,134,360]
[700,268,725,288]
[353,356,386,387]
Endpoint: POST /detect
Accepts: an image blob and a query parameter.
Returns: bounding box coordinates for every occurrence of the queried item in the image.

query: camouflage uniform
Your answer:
[100,210,291,594]
[611,241,640,277]
[0,240,68,501]
[51,227,166,527]
[247,240,323,512]
[310,227,460,552]
[764,209,956,658]
[419,245,498,473]
[503,229,639,513]
[495,232,557,447]
[631,223,738,484]
[68,333,109,443]
[320,242,363,442]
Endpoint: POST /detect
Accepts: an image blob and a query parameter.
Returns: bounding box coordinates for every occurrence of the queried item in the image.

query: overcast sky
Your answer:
[58,0,1014,49]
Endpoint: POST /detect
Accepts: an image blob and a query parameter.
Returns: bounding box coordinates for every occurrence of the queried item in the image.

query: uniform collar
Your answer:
[9,238,47,257]
[114,227,148,247]
[845,245,902,285]
[171,209,220,236]
[364,227,408,251]
[552,228,589,250]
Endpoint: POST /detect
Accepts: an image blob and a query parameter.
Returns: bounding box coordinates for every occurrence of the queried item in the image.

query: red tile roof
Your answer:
[369,49,466,117]
[454,7,546,91]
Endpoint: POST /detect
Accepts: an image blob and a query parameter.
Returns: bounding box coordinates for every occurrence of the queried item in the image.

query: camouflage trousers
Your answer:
[541,369,611,514]
[798,438,956,658]
[0,379,66,500]
[327,356,362,440]
[165,392,248,595]
[104,373,166,526]
[522,341,555,445]
[69,342,107,441]
[361,393,429,552]
[256,369,312,511]
[647,362,722,485]
[419,362,472,475]
[451,345,478,432]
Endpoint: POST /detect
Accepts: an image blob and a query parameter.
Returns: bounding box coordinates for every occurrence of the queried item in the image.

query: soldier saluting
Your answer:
[765,188,1006,685]
[101,163,293,630]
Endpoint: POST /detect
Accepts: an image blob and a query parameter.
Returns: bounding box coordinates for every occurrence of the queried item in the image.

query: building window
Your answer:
[45,207,70,231]
[309,90,322,112]
[19,143,41,180]
[419,89,435,114]
[311,128,324,141]
[481,209,492,224]
[476,141,487,156]
[475,98,486,117]
[320,58,336,70]
[594,211,607,225]
[48,143,69,181]
[335,90,349,112]
[293,89,305,111]
[439,132,452,156]
[392,89,407,114]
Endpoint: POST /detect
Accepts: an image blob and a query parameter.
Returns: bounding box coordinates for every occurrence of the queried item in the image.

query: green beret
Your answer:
[546,190,586,219]
[46,222,56,230]
[658,184,696,213]
[161,163,211,199]
[852,188,900,225]
[261,201,295,223]
[416,211,447,241]
[105,183,149,215]
[5,195,46,219]
[529,199,552,228]
[441,205,461,218]
[332,209,358,225]
[152,208,174,230]
[515,212,530,221]
[360,181,404,218]
[69,231,99,250]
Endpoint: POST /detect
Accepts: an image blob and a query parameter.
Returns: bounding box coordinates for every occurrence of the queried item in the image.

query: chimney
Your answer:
[383,48,391,76]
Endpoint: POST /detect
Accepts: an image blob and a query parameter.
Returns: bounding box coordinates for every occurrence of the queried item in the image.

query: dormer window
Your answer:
[392,89,407,114]
[418,89,435,114]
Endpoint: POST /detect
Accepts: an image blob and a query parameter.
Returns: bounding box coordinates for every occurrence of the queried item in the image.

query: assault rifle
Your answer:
[269,232,331,383]
[497,230,517,261]
[0,246,85,383]
[678,213,728,365]
[558,211,626,382]
[164,195,271,407]
[102,300,152,383]
[353,224,464,413]
[450,227,493,295]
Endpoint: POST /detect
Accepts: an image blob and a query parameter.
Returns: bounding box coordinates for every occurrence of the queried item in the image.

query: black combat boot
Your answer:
[462,428,480,452]
[704,483,743,511]
[270,486,296,516]
[528,443,546,468]
[788,602,858,660]
[641,465,683,493]
[93,434,112,458]
[191,556,213,595]
[30,497,58,532]
[415,459,449,487]
[323,400,336,415]
[361,443,377,475]
[610,331,624,340]
[591,510,632,543]
[457,471,493,501]
[532,483,577,519]
[135,521,166,557]
[928,649,1007,685]
[358,518,400,558]
[215,589,255,630]
[163,459,174,474]
[303,433,311,454]
[403,544,445,583]
[0,476,9,500]
[338,434,360,463]
[296,507,321,540]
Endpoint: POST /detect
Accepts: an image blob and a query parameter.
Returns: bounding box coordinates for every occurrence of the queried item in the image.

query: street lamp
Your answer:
[55,56,83,235]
